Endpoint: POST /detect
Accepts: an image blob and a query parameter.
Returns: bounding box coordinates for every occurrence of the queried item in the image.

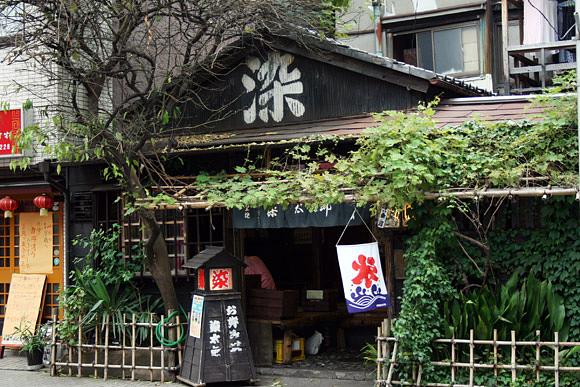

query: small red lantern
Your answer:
[0,196,18,218]
[33,194,54,217]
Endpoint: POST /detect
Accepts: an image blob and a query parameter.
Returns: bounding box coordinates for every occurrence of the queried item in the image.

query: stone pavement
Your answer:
[0,369,372,387]
[0,350,372,387]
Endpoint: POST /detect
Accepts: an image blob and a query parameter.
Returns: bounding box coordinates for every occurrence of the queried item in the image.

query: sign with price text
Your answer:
[0,109,23,156]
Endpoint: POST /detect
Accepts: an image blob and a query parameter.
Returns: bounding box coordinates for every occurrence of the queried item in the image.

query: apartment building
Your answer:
[0,4,112,332]
[339,0,576,94]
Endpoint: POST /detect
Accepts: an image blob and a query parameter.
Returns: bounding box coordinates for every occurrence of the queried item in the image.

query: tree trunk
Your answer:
[140,209,179,312]
[127,169,179,312]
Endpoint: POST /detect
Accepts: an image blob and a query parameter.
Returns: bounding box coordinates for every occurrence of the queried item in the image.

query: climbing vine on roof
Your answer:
[190,93,578,211]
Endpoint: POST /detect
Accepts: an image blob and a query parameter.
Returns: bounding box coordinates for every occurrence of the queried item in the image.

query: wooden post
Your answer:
[535,330,541,382]
[493,329,498,378]
[131,313,136,381]
[122,314,126,380]
[484,0,494,74]
[167,309,177,379]
[469,329,475,386]
[383,319,391,380]
[554,331,559,387]
[451,334,456,384]
[386,341,397,385]
[501,0,510,93]
[176,313,183,372]
[416,364,422,386]
[104,314,110,381]
[511,330,516,382]
[94,322,99,379]
[383,317,392,375]
[50,313,57,376]
[376,325,382,380]
[77,315,82,377]
[149,313,154,382]
[68,336,73,376]
[160,314,165,383]
[540,47,546,89]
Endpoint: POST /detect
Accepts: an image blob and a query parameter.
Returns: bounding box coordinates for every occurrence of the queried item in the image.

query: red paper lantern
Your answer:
[33,194,54,217]
[0,196,18,218]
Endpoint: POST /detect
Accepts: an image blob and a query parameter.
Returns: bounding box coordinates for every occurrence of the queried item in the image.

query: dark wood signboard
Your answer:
[181,48,424,133]
[180,294,254,385]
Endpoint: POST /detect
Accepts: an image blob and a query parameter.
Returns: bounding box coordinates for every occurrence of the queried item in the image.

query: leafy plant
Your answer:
[361,342,378,367]
[491,197,580,341]
[443,271,569,341]
[59,225,159,344]
[392,206,456,379]
[75,274,161,341]
[13,324,48,353]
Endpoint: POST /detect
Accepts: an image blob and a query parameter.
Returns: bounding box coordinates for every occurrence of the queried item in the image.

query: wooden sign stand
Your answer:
[0,274,48,350]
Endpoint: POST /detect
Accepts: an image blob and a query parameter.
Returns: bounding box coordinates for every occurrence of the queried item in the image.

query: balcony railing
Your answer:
[507,40,576,94]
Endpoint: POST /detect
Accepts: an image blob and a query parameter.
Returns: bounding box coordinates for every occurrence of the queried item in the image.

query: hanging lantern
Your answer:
[33,194,54,217]
[0,196,18,218]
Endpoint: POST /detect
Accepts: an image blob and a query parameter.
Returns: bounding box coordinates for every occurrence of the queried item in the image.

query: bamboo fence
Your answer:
[49,311,185,382]
[376,320,580,387]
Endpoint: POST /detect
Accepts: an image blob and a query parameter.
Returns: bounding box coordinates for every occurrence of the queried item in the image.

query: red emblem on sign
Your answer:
[210,268,233,290]
[0,109,21,156]
[351,254,378,288]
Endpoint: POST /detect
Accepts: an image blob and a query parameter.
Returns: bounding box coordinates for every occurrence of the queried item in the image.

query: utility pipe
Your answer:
[137,187,579,210]
[372,0,382,56]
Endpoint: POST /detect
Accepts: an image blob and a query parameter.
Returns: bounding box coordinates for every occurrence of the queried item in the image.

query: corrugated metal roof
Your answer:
[170,98,543,152]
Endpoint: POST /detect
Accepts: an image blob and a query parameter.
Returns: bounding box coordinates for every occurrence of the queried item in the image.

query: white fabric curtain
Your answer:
[523,0,558,45]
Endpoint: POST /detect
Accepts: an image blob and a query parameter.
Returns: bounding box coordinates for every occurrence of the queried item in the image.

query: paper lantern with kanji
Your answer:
[0,196,18,218]
[33,194,54,217]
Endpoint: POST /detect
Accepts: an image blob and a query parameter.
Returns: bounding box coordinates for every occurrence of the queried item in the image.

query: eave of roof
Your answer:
[381,3,486,24]
[166,96,546,154]
[276,32,492,97]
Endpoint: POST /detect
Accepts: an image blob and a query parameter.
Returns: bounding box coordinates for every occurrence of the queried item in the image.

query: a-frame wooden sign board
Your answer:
[1,273,47,348]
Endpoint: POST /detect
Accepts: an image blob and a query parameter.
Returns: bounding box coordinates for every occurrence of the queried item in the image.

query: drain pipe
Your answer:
[372,0,382,56]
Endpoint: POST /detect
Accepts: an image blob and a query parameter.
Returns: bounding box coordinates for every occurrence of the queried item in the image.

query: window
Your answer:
[392,24,480,76]
[94,190,121,231]
[123,208,225,277]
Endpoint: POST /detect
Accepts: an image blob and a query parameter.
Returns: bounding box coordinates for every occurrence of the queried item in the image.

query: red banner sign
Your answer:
[0,109,21,156]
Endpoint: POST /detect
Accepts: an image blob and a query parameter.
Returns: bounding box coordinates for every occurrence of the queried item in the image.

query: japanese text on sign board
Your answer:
[209,268,233,291]
[227,305,242,353]
[0,109,21,156]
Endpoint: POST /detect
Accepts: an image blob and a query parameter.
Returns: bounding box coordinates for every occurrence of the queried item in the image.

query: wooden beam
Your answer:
[501,0,510,93]
[484,0,494,74]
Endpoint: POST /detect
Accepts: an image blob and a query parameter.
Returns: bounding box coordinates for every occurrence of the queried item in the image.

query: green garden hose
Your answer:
[155,309,188,347]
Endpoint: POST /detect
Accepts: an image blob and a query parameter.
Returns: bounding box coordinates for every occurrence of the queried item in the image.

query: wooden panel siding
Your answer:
[180,50,424,133]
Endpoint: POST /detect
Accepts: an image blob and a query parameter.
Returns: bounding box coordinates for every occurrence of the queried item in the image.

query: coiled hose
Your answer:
[155,308,188,347]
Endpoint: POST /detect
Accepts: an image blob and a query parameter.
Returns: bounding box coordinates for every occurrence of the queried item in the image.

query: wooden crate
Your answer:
[246,289,298,320]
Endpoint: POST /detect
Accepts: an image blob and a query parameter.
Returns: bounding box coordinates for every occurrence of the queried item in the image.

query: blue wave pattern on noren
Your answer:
[346,283,390,313]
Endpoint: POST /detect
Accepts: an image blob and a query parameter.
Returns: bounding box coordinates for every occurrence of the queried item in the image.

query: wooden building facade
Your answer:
[64,35,489,365]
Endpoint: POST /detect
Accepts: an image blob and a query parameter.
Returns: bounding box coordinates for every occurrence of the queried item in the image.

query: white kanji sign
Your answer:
[242,52,305,124]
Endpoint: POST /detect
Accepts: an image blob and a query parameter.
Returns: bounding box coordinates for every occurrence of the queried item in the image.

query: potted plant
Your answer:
[13,324,47,370]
